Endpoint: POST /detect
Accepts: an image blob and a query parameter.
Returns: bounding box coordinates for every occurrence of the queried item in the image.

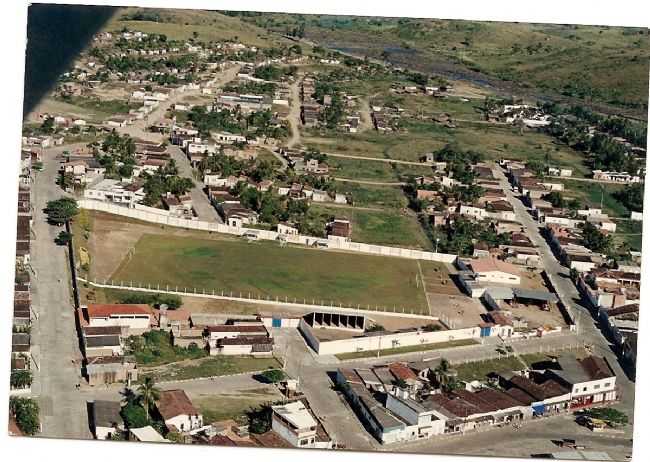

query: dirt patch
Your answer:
[365,315,442,332]
[426,293,486,329]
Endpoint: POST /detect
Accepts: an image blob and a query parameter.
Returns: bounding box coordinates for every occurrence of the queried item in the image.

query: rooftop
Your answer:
[156,389,199,421]
[272,401,317,430]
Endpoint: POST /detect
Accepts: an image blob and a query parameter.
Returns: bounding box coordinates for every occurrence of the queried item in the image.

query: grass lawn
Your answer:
[559,179,628,217]
[311,205,432,250]
[141,356,281,382]
[71,209,94,278]
[336,183,408,208]
[453,349,588,381]
[106,9,280,48]
[335,339,478,360]
[111,233,431,313]
[613,219,643,251]
[127,330,207,367]
[194,388,282,424]
[304,120,587,179]
[454,356,527,382]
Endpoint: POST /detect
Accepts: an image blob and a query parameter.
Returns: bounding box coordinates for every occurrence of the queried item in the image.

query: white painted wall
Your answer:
[300,322,480,355]
[78,200,458,264]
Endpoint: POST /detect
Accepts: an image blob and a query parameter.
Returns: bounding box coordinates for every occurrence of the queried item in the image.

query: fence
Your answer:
[447,341,586,366]
[78,277,439,320]
[78,199,459,264]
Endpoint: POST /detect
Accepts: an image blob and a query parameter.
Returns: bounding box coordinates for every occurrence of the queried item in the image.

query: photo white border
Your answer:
[0,2,648,462]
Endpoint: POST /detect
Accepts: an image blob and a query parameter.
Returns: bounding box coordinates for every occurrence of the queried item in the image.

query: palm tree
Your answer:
[120,386,140,406]
[137,377,161,422]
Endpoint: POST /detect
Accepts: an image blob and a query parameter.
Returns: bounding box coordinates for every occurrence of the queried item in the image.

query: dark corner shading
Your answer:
[23,3,117,117]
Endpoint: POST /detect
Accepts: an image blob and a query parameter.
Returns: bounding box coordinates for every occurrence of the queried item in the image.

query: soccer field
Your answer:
[111,233,432,314]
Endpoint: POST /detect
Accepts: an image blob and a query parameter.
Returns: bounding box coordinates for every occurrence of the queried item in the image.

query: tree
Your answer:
[542,191,566,208]
[614,183,644,213]
[526,160,547,178]
[10,370,33,389]
[581,408,628,427]
[55,231,73,246]
[166,431,184,443]
[260,369,286,383]
[45,197,79,225]
[9,396,40,435]
[580,222,613,254]
[137,377,161,422]
[248,406,272,434]
[120,402,148,429]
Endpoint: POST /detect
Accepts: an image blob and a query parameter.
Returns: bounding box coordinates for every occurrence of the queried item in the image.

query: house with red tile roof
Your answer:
[469,257,521,285]
[83,304,153,334]
[156,389,203,433]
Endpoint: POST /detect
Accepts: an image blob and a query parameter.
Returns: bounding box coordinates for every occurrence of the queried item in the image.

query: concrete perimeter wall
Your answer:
[299,321,481,355]
[79,199,458,263]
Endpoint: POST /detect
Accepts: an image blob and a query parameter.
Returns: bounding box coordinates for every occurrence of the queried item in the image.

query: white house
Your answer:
[277,223,299,235]
[156,389,203,433]
[83,179,145,208]
[459,204,488,220]
[84,304,152,334]
[385,394,445,439]
[468,257,521,285]
[547,356,618,408]
[272,401,332,449]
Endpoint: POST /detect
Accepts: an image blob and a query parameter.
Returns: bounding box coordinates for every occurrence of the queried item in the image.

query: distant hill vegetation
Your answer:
[235,13,650,118]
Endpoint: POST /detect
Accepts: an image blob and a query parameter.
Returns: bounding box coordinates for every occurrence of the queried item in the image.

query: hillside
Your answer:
[235,13,650,119]
[102,7,286,48]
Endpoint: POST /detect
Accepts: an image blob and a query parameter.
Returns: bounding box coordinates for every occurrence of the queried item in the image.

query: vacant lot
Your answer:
[304,120,587,178]
[335,339,478,360]
[111,233,431,313]
[311,205,432,250]
[559,179,628,217]
[336,183,408,208]
[613,219,643,251]
[194,388,282,424]
[139,356,281,382]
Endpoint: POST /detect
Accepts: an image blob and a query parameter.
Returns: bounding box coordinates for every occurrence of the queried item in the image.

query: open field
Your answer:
[311,204,432,250]
[129,330,207,367]
[453,348,588,382]
[613,219,643,251]
[103,8,285,48]
[194,388,282,425]
[335,339,478,360]
[139,356,281,382]
[304,121,588,178]
[28,96,113,124]
[337,182,409,208]
[275,16,649,116]
[110,233,431,313]
[559,179,628,217]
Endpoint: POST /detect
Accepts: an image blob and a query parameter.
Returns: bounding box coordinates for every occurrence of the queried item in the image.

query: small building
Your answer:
[91,400,123,440]
[469,257,521,285]
[129,426,169,443]
[83,304,152,334]
[271,401,331,449]
[156,389,203,433]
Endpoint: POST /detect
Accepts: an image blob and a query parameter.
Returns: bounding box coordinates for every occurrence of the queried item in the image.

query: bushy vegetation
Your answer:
[126,330,206,366]
[9,397,40,435]
[118,292,182,309]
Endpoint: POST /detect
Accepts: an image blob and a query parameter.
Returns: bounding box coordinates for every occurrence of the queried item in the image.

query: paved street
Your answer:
[168,144,222,222]
[114,65,243,223]
[492,163,636,419]
[396,412,632,459]
[30,143,92,439]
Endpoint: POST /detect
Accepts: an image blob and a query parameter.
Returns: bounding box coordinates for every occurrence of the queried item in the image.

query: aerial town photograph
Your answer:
[6,2,649,461]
